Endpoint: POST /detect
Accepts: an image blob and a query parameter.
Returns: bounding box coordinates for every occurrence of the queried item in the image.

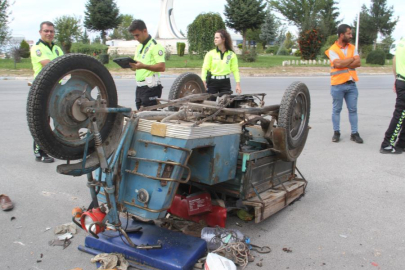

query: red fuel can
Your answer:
[185,192,212,216]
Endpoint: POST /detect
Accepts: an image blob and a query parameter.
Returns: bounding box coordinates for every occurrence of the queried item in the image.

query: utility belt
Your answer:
[211,74,230,80]
[137,75,161,88]
[397,73,405,81]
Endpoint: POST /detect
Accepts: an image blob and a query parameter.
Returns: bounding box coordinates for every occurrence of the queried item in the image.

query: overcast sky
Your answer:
[8,0,404,43]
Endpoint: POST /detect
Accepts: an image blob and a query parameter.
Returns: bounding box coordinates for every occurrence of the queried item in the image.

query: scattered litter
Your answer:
[54,223,77,234]
[282,248,292,253]
[205,253,236,270]
[237,209,253,221]
[91,253,129,270]
[339,234,348,238]
[40,254,43,258]
[13,241,25,246]
[256,261,263,267]
[373,250,382,257]
[36,260,42,263]
[57,233,73,240]
[235,222,242,227]
[44,227,51,232]
[371,262,379,267]
[11,217,16,221]
[41,191,56,197]
[69,268,83,270]
[15,226,23,229]
[48,238,71,249]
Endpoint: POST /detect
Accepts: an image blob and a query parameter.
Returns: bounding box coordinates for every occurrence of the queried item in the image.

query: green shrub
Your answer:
[265,46,279,54]
[70,43,108,55]
[294,50,301,57]
[298,28,324,60]
[360,45,373,59]
[240,48,257,62]
[165,45,172,61]
[19,40,30,58]
[237,44,243,49]
[366,49,386,65]
[277,48,289,55]
[176,42,185,56]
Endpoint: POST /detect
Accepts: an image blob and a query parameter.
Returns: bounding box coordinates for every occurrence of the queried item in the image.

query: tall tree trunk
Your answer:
[101,30,106,45]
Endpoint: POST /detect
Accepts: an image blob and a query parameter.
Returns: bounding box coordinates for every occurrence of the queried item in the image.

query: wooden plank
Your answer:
[242,180,306,223]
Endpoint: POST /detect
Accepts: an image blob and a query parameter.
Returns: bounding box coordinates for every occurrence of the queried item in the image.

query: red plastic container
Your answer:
[186,192,212,216]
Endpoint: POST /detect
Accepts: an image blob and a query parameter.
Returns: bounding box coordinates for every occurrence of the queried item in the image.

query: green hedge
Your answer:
[366,49,385,65]
[176,42,185,56]
[70,43,108,56]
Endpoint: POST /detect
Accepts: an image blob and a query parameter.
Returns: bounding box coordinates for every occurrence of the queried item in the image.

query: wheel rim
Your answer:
[178,80,203,98]
[289,92,308,144]
[47,69,109,147]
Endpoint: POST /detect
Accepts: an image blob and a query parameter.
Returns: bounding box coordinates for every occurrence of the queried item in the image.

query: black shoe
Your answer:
[380,146,403,154]
[350,132,363,144]
[332,131,340,142]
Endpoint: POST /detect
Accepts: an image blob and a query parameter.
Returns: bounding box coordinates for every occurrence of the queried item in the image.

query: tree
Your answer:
[246,28,264,48]
[84,0,122,44]
[19,39,30,58]
[352,5,376,47]
[54,15,82,53]
[187,12,225,58]
[0,0,11,52]
[318,0,341,38]
[298,28,324,59]
[259,9,280,47]
[109,14,134,40]
[268,0,340,34]
[224,0,267,50]
[369,0,398,48]
[283,31,294,49]
[81,29,90,44]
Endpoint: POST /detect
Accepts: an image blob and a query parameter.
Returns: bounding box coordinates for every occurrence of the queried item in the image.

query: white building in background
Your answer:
[108,0,187,55]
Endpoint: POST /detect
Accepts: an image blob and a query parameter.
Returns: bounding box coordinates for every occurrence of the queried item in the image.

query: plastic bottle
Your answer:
[201,227,245,250]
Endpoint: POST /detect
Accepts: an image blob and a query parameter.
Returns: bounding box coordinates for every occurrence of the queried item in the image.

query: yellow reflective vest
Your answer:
[201,48,240,82]
[30,40,63,78]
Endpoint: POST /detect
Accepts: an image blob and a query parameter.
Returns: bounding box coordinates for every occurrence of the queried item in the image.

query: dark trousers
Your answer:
[207,78,231,101]
[381,79,405,148]
[135,84,163,110]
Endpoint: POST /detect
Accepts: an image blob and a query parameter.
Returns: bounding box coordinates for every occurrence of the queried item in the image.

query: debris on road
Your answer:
[90,253,129,270]
[282,247,292,253]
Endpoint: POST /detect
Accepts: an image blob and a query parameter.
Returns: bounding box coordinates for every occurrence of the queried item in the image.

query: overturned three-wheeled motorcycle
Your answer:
[27,54,310,270]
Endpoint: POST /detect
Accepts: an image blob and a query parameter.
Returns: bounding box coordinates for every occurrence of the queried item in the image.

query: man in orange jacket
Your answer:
[325,24,363,143]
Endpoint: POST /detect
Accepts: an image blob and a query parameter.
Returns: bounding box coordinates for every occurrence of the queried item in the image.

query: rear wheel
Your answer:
[276,81,311,161]
[26,53,118,160]
[168,72,205,111]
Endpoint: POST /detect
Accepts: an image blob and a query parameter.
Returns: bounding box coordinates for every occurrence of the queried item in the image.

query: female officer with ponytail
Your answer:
[201,29,241,98]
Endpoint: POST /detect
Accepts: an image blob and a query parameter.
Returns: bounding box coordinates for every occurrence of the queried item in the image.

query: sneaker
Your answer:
[332,131,340,142]
[350,132,363,144]
[380,146,403,154]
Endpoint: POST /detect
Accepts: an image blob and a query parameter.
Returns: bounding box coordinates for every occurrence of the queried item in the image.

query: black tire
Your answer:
[168,72,205,111]
[278,81,311,150]
[27,53,118,160]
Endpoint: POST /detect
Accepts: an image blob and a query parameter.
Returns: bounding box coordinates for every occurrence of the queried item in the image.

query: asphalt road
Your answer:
[1,74,404,270]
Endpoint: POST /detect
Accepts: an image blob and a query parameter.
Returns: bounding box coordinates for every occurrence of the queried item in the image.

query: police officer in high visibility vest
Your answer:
[30,21,64,163]
[201,29,241,99]
[128,20,165,110]
[380,38,405,154]
[325,24,363,144]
